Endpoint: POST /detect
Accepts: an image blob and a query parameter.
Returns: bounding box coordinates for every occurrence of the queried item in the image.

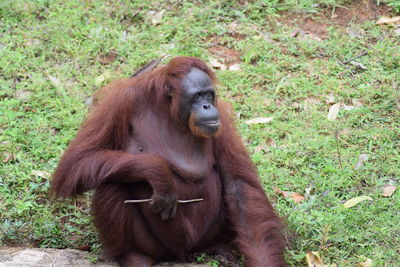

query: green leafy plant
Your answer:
[385,0,400,12]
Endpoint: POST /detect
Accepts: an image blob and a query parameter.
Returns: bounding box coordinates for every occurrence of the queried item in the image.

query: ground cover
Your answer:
[1,0,399,266]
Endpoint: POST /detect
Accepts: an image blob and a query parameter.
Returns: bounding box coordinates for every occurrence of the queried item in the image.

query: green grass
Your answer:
[1,0,399,266]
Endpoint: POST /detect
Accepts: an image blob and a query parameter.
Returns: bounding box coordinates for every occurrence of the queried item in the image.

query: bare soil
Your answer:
[207,45,242,66]
[280,0,393,39]
[204,0,394,65]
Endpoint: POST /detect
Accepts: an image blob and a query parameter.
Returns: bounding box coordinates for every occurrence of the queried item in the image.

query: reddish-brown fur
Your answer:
[51,57,286,266]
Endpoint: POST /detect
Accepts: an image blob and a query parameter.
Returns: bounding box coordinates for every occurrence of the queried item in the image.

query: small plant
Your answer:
[196,253,206,263]
[385,0,400,12]
[206,259,220,267]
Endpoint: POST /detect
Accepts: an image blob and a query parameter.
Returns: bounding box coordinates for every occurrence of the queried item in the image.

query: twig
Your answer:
[341,51,367,65]
[124,199,152,203]
[124,198,204,204]
[177,198,204,203]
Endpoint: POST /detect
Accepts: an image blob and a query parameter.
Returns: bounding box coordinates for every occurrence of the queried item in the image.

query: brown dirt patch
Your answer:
[203,0,394,66]
[279,0,393,39]
[207,45,242,66]
[331,0,392,25]
[300,17,329,39]
[96,51,118,65]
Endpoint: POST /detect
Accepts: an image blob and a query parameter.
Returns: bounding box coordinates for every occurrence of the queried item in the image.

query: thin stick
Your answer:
[341,51,367,64]
[177,198,204,203]
[124,199,152,203]
[124,198,204,204]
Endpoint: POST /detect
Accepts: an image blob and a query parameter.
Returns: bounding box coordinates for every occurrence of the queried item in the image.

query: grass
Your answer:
[1,0,399,266]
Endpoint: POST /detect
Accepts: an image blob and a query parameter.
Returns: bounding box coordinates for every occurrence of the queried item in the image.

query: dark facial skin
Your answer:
[180,68,220,136]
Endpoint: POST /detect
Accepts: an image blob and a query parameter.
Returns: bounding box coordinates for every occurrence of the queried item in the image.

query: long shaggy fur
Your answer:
[51,56,286,267]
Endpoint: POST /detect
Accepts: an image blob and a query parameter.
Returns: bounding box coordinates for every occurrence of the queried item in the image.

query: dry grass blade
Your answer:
[343,196,372,208]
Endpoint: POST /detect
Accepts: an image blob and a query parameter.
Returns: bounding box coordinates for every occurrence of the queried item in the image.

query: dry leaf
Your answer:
[355,153,368,169]
[274,188,305,204]
[15,90,33,100]
[357,258,373,267]
[210,59,226,71]
[31,170,50,179]
[85,96,93,106]
[95,71,110,86]
[327,103,341,121]
[2,153,14,163]
[325,94,335,104]
[352,99,363,107]
[229,64,241,71]
[245,117,274,124]
[376,16,400,25]
[381,185,397,197]
[343,196,372,208]
[291,193,305,204]
[306,251,324,267]
[96,51,117,64]
[148,10,165,25]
